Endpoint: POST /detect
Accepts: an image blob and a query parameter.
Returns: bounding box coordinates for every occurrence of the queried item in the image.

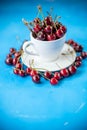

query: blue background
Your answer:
[0,0,87,130]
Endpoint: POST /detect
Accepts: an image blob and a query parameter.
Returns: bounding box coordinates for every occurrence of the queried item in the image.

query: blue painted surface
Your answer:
[0,0,87,129]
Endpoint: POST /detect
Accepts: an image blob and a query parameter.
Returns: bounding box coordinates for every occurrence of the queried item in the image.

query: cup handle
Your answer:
[22,41,39,56]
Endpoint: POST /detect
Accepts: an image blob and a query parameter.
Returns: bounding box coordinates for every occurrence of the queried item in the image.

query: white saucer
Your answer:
[21,43,76,72]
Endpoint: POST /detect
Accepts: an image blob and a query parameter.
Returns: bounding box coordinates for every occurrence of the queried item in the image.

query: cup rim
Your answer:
[30,32,66,43]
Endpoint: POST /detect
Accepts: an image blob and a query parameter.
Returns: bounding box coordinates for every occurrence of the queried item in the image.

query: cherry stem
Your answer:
[28,59,51,80]
[29,59,50,72]
[53,22,57,31]
[16,50,24,69]
[29,22,34,27]
[37,11,40,18]
[53,16,61,31]
[17,55,21,63]
[38,71,50,81]
[37,5,44,20]
[55,16,61,22]
[29,59,34,68]
[32,67,48,71]
[10,50,16,55]
[22,18,33,32]
[50,7,53,15]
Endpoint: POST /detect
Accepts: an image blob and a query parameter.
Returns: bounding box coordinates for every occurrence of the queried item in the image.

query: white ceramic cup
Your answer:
[23,33,66,62]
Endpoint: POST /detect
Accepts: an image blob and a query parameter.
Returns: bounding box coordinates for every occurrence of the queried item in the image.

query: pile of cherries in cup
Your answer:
[31,16,66,41]
[22,6,66,41]
[5,39,87,85]
[5,6,87,85]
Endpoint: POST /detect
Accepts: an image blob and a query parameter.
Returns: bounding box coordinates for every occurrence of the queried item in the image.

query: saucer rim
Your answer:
[21,43,76,72]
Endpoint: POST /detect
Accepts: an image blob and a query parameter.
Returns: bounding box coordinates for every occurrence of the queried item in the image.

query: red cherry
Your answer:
[50,77,58,85]
[32,74,40,83]
[26,67,32,75]
[86,52,87,57]
[74,45,83,52]
[13,68,19,75]
[68,39,74,45]
[44,71,51,79]
[30,70,38,77]
[76,56,82,61]
[68,65,76,74]
[14,52,21,58]
[19,70,25,77]
[60,26,66,33]
[81,52,87,59]
[54,72,61,80]
[16,63,22,69]
[56,29,64,38]
[60,68,69,77]
[33,18,41,24]
[5,57,13,65]
[41,21,46,28]
[37,31,46,41]
[78,45,83,52]
[52,26,56,33]
[33,24,42,33]
[72,42,78,47]
[75,61,82,67]
[44,25,52,34]
[55,22,61,29]
[44,16,52,25]
[10,48,16,54]
[13,57,18,65]
[47,34,56,41]
[6,53,12,58]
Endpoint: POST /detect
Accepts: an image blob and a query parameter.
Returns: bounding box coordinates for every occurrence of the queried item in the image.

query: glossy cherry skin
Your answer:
[44,16,52,25]
[60,26,66,33]
[5,57,13,65]
[47,34,56,41]
[78,45,83,52]
[14,52,21,58]
[33,18,41,24]
[68,39,74,45]
[30,70,38,77]
[10,48,16,54]
[32,74,40,83]
[74,45,83,52]
[75,61,82,67]
[13,57,18,65]
[44,25,52,34]
[19,70,25,77]
[73,42,78,46]
[26,67,32,75]
[13,68,19,75]
[68,65,77,74]
[50,77,58,85]
[44,71,52,79]
[81,52,87,59]
[33,24,42,33]
[54,72,61,80]
[76,56,82,61]
[60,68,69,77]
[37,31,46,41]
[56,29,64,38]
[6,53,12,58]
[16,63,22,69]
